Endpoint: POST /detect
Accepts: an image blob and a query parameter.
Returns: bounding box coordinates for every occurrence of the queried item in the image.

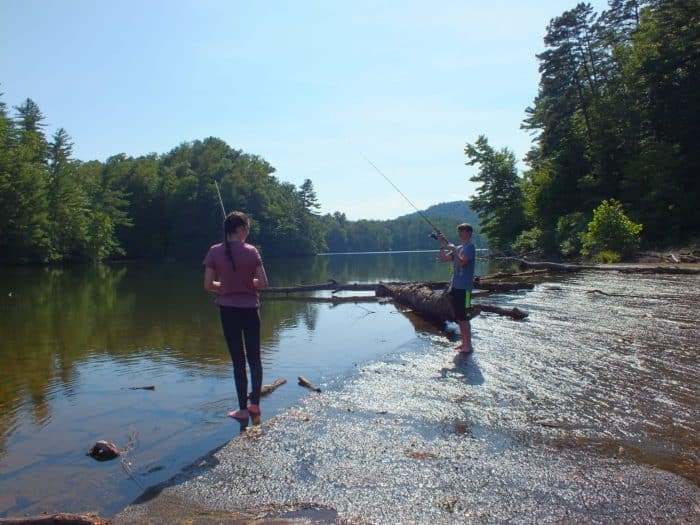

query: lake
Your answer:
[0,251,504,517]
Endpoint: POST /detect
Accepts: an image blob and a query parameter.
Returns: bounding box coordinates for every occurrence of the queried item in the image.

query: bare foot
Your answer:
[454,342,465,350]
[459,346,473,354]
[228,409,249,420]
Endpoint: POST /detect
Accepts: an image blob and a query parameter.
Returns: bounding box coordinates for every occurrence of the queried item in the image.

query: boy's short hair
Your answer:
[457,223,473,234]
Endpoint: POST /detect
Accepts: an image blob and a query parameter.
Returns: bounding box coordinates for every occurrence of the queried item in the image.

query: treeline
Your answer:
[466,0,699,260]
[0,94,483,264]
[0,96,327,263]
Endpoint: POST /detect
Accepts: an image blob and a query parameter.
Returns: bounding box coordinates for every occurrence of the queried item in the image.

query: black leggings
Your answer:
[219,306,262,409]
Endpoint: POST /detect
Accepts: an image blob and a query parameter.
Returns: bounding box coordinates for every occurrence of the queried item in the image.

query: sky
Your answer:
[1,0,610,220]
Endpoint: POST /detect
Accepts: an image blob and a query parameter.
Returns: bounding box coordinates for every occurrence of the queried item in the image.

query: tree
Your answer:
[465,135,526,251]
[48,128,90,260]
[0,98,52,263]
[299,179,320,214]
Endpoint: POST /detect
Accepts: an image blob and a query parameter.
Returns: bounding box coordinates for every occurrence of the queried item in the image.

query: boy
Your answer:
[438,223,476,353]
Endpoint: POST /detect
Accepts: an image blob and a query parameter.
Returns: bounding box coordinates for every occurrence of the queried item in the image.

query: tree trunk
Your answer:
[377,284,528,321]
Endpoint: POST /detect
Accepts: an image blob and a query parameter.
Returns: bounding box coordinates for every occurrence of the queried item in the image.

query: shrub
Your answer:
[512,227,544,255]
[595,250,621,263]
[581,199,643,260]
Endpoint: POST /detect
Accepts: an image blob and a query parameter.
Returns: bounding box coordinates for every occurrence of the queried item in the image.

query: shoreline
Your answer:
[113,269,699,524]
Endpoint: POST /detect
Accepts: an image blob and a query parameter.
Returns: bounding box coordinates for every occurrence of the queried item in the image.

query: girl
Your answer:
[203,211,269,419]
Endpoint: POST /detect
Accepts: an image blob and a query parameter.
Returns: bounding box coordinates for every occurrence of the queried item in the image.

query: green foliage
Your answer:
[464,136,527,251]
[517,0,699,255]
[512,227,544,256]
[581,199,643,259]
[555,212,588,257]
[595,250,622,263]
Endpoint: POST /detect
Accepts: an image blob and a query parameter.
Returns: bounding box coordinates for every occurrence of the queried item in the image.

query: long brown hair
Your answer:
[223,211,249,272]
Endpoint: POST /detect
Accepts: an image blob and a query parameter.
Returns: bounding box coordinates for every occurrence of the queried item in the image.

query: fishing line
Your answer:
[361,154,442,238]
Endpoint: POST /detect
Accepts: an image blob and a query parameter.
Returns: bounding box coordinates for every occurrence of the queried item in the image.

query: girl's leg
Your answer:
[219,307,248,410]
[241,308,262,405]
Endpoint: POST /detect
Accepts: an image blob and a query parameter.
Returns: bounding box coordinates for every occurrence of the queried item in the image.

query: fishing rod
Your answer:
[214,180,227,219]
[361,154,444,242]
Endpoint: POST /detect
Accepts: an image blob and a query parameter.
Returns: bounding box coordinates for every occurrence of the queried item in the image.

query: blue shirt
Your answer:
[451,241,475,291]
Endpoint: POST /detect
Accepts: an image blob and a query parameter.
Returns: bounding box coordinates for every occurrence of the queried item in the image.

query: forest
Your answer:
[0,101,482,264]
[1,0,697,264]
[466,0,699,260]
[0,99,480,264]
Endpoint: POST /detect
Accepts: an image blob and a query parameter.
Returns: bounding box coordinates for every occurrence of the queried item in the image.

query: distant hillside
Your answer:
[400,200,479,226]
[321,200,487,252]
[393,200,486,248]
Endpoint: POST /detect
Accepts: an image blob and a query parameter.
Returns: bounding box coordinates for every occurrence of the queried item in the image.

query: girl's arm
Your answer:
[253,263,269,289]
[204,267,221,292]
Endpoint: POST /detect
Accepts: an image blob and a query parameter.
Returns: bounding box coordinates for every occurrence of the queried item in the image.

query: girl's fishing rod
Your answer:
[214,180,227,219]
[361,154,444,240]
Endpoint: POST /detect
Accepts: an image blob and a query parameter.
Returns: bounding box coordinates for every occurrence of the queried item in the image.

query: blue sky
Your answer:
[1,0,609,220]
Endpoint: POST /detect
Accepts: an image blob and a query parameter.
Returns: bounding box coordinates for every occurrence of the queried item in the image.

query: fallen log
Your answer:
[475,304,529,320]
[267,295,380,304]
[263,279,534,294]
[477,269,549,279]
[474,281,534,292]
[298,376,321,392]
[0,513,106,525]
[377,284,528,322]
[519,259,700,275]
[250,378,287,398]
[518,260,587,272]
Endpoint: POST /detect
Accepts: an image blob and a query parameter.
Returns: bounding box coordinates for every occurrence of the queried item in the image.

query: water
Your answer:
[115,266,700,524]
[0,251,502,517]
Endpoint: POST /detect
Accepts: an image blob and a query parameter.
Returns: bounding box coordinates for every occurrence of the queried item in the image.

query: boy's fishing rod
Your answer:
[361,154,443,241]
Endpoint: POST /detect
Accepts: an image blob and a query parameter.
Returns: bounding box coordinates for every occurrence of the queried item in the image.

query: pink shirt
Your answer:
[203,241,263,308]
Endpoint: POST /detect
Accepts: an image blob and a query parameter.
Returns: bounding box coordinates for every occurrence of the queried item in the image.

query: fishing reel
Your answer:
[429,229,441,241]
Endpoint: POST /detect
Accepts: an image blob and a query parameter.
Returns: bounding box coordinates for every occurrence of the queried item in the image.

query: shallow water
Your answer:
[1,258,698,519]
[0,252,502,517]
[115,268,699,524]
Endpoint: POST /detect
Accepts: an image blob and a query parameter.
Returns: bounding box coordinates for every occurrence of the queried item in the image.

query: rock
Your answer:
[87,440,120,461]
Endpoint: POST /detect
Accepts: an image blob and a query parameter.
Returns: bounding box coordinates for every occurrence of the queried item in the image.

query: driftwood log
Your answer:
[263,278,534,295]
[298,376,322,392]
[377,284,528,322]
[519,259,700,275]
[0,513,106,525]
[250,378,287,398]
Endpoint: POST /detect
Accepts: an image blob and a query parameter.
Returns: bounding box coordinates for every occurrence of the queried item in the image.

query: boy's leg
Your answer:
[462,290,473,352]
[450,288,468,350]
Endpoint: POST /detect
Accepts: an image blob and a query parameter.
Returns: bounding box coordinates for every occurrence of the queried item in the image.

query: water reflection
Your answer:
[1,252,483,516]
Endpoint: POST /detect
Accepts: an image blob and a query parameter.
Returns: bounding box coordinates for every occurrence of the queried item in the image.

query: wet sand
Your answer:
[115,270,699,524]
